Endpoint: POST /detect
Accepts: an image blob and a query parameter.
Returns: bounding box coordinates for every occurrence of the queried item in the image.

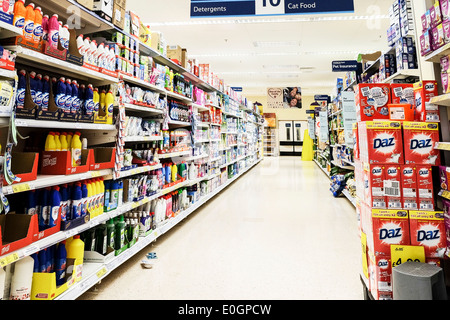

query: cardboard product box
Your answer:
[402,122,441,166]
[113,2,126,30]
[400,164,418,210]
[357,121,404,165]
[181,48,188,68]
[355,83,391,121]
[363,162,387,209]
[40,149,92,175]
[365,208,410,256]
[413,80,439,122]
[409,210,446,258]
[439,165,450,190]
[416,165,435,211]
[420,30,433,56]
[93,0,113,21]
[0,213,38,257]
[383,164,402,210]
[367,249,393,299]
[76,0,94,10]
[442,0,450,22]
[3,152,39,186]
[390,83,414,105]
[167,45,182,65]
[90,148,116,171]
[151,31,162,53]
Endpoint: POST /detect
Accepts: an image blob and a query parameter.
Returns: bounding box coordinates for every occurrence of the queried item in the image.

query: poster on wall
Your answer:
[267,87,302,109]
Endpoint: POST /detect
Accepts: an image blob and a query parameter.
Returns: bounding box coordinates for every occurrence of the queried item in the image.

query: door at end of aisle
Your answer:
[278,120,305,156]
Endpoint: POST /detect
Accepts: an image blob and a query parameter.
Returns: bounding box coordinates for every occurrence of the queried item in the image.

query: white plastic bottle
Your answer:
[76,34,85,55]
[9,256,34,300]
[60,24,70,50]
[0,266,6,300]
[97,43,105,69]
[90,40,98,66]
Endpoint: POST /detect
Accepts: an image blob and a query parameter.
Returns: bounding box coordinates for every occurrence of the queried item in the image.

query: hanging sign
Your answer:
[191,0,355,18]
[332,60,359,72]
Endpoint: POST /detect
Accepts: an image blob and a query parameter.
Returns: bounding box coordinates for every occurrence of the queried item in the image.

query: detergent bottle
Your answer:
[106,218,115,250]
[90,39,98,66]
[23,3,35,40]
[97,42,105,69]
[93,87,99,117]
[41,14,49,41]
[54,132,61,151]
[48,186,61,228]
[41,75,50,111]
[83,37,91,63]
[60,132,68,151]
[78,84,85,111]
[99,89,106,115]
[76,34,85,55]
[25,190,37,216]
[60,184,68,222]
[16,70,27,109]
[32,6,42,43]
[84,84,94,115]
[86,179,93,214]
[105,90,114,124]
[66,132,73,150]
[66,235,84,265]
[71,131,82,167]
[47,14,59,50]
[13,0,26,29]
[9,256,34,300]
[71,182,82,219]
[55,241,67,286]
[34,73,43,108]
[71,80,79,113]
[55,77,67,112]
[28,71,37,103]
[64,78,73,112]
[60,24,70,50]
[45,131,56,151]
[39,187,50,229]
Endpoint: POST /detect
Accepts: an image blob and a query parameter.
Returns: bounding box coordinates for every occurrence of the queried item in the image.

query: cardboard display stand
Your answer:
[3,152,39,185]
[40,149,92,175]
[89,147,115,170]
[0,213,38,257]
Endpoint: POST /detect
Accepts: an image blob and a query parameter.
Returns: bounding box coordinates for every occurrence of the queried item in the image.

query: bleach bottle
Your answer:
[55,241,67,286]
[13,0,26,29]
[34,74,43,108]
[81,180,88,216]
[23,3,35,41]
[47,14,59,50]
[71,182,82,219]
[16,70,27,109]
[32,6,43,43]
[39,187,51,230]
[55,77,67,112]
[41,75,50,111]
[48,186,61,228]
[83,84,94,115]
[28,71,37,104]
[60,184,68,222]
[38,248,47,273]
[71,80,80,113]
[64,78,73,112]
[25,190,37,216]
[41,14,49,41]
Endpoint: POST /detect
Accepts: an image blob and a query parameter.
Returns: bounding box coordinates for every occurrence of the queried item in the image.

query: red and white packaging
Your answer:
[355,160,365,204]
[416,165,435,211]
[355,83,391,121]
[409,210,446,258]
[383,165,402,210]
[390,83,414,105]
[402,122,441,166]
[367,250,393,300]
[363,163,386,209]
[400,165,418,210]
[365,208,410,256]
[413,81,440,122]
[353,122,359,161]
[358,121,404,165]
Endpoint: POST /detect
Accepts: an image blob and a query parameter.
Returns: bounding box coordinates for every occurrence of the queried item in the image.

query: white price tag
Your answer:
[255,0,285,15]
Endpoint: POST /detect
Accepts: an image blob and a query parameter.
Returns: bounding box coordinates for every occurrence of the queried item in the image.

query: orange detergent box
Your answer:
[358,121,404,165]
[355,83,391,121]
[409,210,446,258]
[402,122,441,166]
[413,80,439,122]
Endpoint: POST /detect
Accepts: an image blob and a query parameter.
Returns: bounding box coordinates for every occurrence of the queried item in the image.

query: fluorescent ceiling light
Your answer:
[191,50,362,58]
[147,15,389,27]
[253,41,300,48]
[263,65,300,70]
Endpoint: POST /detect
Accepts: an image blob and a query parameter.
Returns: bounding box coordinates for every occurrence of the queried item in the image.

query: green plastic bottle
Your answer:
[95,223,107,255]
[106,218,115,251]
[115,215,126,249]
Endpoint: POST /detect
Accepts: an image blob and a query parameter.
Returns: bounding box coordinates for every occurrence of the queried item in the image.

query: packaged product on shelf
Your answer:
[416,165,435,211]
[355,83,391,121]
[409,210,446,258]
[400,164,418,210]
[413,80,439,122]
[383,164,402,209]
[402,122,441,166]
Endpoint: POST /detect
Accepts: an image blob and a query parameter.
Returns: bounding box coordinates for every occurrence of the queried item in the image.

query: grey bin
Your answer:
[392,261,447,300]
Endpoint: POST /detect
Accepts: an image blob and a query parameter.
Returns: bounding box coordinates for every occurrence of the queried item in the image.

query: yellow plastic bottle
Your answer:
[66,132,73,150]
[54,132,61,151]
[100,89,106,116]
[71,132,82,167]
[105,90,114,124]
[45,132,56,151]
[171,163,178,182]
[66,235,84,276]
[94,178,101,216]
[98,178,105,215]
[60,132,68,151]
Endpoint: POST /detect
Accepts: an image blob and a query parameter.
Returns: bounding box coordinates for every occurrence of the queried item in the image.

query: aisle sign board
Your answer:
[332,60,359,72]
[191,0,355,18]
[341,91,357,147]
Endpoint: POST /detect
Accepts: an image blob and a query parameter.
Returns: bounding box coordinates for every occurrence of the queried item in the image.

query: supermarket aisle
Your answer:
[78,157,363,300]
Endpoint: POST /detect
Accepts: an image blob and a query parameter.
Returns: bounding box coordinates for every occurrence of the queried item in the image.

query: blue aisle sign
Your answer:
[332,60,359,72]
[191,0,355,17]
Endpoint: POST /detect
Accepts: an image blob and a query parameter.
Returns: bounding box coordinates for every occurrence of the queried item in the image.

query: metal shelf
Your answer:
[15,118,116,131]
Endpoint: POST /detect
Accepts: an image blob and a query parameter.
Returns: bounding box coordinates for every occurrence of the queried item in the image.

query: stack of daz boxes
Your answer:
[353,81,446,300]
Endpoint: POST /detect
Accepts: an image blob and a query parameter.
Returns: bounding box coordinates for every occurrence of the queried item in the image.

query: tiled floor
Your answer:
[78,157,364,300]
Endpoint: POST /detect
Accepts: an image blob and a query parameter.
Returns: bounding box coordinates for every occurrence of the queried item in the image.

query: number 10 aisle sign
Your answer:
[191,0,354,17]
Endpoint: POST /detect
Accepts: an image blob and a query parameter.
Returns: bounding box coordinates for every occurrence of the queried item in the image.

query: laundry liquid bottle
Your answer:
[41,75,50,111]
[23,2,35,40]
[71,132,82,167]
[47,14,59,50]
[48,186,61,228]
[9,256,34,300]
[71,182,82,219]
[45,132,56,151]
[32,6,42,43]
[71,80,79,113]
[16,70,27,109]
[54,132,61,151]
[41,14,48,41]
[55,77,67,112]
[13,0,26,29]
[55,241,67,286]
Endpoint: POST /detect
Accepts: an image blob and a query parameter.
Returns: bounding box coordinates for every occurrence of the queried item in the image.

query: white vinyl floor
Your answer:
[78,157,364,300]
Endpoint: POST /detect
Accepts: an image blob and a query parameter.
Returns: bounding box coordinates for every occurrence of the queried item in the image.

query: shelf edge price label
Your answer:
[391,245,425,268]
[96,267,108,279]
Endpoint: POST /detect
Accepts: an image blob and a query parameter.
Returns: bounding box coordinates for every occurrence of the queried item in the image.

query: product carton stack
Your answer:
[354,81,445,300]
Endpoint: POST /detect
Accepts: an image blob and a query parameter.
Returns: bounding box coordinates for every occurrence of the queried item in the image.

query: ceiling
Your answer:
[127,0,394,98]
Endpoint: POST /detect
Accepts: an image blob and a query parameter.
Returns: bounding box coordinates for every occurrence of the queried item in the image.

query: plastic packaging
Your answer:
[55,241,67,286]
[48,186,61,228]
[64,78,73,112]
[23,3,35,40]
[9,256,34,300]
[47,14,59,50]
[55,77,67,111]
[54,132,61,151]
[71,131,82,167]
[60,132,68,151]
[60,184,68,222]
[41,14,49,41]
[71,182,82,219]
[13,0,26,29]
[66,235,84,263]
[32,6,43,43]
[45,132,56,151]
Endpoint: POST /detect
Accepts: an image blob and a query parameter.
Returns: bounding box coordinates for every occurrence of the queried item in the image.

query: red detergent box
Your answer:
[400,165,418,210]
[363,162,386,209]
[355,83,391,121]
[390,83,414,105]
[402,122,441,166]
[383,165,402,210]
[366,208,410,256]
[368,250,393,300]
[358,121,404,165]
[409,210,446,258]
[413,81,439,122]
[416,165,435,211]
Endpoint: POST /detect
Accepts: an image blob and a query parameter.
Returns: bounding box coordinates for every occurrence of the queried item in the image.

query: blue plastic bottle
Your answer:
[29,71,37,104]
[71,182,82,219]
[31,253,39,273]
[66,183,73,219]
[81,181,88,216]
[103,180,110,211]
[34,74,43,108]
[60,184,68,222]
[39,187,51,230]
[41,75,50,111]
[45,246,52,273]
[48,186,61,228]
[25,190,37,215]
[65,78,73,113]
[55,241,67,286]
[16,70,27,109]
[55,77,67,112]
[165,164,171,185]
[71,80,79,114]
[38,249,47,273]
[84,84,94,115]
[78,84,85,113]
